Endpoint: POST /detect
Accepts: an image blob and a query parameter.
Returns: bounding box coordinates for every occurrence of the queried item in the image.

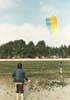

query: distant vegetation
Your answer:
[0,39,70,58]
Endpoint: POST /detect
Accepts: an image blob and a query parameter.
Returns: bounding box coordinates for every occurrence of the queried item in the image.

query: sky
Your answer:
[0,0,70,47]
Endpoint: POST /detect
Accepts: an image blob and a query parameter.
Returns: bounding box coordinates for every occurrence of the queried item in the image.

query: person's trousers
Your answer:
[16,84,24,93]
[16,84,24,100]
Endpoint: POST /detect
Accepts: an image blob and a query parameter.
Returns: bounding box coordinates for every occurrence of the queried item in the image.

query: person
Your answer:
[12,63,30,100]
[59,61,63,74]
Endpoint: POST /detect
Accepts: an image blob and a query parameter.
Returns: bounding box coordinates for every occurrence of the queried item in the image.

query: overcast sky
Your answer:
[0,0,70,47]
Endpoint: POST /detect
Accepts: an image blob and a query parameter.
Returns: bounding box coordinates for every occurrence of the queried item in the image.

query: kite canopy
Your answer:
[46,16,58,35]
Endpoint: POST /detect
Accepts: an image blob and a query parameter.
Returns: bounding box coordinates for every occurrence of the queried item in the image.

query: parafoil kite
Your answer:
[46,16,58,36]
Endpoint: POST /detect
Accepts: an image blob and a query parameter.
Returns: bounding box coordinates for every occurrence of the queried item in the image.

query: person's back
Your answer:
[13,68,26,82]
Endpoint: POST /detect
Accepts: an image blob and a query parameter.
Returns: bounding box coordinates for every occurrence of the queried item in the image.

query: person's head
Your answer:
[17,63,22,69]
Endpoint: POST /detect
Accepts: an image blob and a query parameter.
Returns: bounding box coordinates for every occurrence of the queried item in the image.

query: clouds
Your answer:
[0,23,70,47]
[0,0,69,47]
[0,0,11,9]
[0,23,48,45]
[0,0,19,10]
[0,0,23,24]
[0,0,8,8]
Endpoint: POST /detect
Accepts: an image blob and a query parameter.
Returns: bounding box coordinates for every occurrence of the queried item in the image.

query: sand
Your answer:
[0,78,70,100]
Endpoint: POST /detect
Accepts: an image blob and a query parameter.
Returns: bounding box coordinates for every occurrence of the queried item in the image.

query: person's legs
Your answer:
[60,68,63,74]
[16,84,20,93]
[20,84,24,93]
[16,84,20,100]
[20,84,24,100]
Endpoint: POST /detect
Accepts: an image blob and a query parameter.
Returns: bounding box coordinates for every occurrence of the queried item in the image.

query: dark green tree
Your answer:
[25,41,36,58]
[36,40,46,58]
[13,39,26,58]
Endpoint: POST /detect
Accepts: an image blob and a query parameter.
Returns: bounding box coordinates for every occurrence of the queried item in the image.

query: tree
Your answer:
[68,45,70,57]
[13,39,26,58]
[25,41,36,58]
[36,40,46,58]
[58,45,68,58]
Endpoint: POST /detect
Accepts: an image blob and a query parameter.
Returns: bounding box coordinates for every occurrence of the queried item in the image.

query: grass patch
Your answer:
[0,60,70,79]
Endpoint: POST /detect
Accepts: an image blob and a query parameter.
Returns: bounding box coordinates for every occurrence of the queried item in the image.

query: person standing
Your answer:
[59,61,63,74]
[12,63,30,100]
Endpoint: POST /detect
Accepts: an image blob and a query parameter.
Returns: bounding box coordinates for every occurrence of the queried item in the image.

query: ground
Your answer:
[0,76,70,100]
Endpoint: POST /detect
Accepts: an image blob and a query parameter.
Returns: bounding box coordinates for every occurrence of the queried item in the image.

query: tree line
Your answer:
[0,39,70,58]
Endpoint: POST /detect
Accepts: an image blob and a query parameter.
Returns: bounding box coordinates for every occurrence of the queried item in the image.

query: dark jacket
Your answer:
[12,68,28,82]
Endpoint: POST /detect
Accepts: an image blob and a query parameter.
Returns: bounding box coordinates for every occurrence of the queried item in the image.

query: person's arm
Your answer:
[25,75,31,82]
[24,71,28,81]
[12,70,15,78]
[23,69,31,82]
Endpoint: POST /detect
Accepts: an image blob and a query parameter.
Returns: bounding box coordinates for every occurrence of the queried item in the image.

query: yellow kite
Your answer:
[46,16,58,36]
